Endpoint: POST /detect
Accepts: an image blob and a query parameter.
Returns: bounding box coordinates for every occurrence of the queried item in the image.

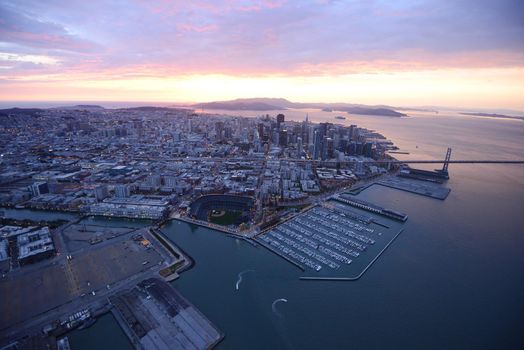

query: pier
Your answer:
[110,278,224,350]
[333,194,408,222]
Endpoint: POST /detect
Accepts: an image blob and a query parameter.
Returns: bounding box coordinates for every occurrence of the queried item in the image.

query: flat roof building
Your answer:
[17,227,55,266]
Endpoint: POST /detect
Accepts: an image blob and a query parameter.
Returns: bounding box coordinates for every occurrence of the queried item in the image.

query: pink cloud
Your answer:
[176,23,218,33]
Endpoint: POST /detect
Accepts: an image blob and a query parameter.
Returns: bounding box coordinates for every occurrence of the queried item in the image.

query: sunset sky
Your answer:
[1,0,523,109]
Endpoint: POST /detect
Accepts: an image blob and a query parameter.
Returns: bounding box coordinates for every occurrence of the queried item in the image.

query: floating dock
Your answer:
[300,228,404,281]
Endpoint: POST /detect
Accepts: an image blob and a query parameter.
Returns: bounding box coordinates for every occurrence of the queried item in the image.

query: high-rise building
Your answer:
[276,113,285,130]
[348,141,357,155]
[321,136,329,160]
[364,142,373,158]
[257,123,265,140]
[296,137,303,158]
[115,184,130,198]
[313,130,323,160]
[327,138,334,159]
[279,130,288,147]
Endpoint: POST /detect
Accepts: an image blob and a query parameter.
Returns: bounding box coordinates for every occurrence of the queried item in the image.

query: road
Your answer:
[0,226,176,347]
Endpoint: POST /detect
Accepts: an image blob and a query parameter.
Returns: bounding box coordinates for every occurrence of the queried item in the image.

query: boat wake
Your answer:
[271,298,288,317]
[235,269,254,291]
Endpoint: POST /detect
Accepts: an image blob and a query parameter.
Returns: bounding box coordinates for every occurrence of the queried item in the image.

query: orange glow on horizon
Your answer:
[1,66,523,110]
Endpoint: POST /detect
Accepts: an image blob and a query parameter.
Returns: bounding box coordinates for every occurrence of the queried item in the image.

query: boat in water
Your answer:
[335,116,346,120]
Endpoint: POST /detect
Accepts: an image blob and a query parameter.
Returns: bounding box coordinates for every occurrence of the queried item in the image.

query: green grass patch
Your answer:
[209,210,243,225]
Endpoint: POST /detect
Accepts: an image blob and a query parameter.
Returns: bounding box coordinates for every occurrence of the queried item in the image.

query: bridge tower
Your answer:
[442,147,452,173]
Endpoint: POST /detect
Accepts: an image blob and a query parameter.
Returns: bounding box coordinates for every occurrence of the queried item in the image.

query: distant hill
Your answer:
[119,106,193,113]
[341,107,406,117]
[195,98,406,117]
[53,104,105,110]
[195,99,286,111]
[0,108,43,117]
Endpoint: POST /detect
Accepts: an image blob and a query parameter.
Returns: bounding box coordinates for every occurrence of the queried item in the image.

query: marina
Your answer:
[256,201,405,277]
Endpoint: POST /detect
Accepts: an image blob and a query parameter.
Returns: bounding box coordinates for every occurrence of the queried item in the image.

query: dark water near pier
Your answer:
[164,111,524,349]
[21,111,523,349]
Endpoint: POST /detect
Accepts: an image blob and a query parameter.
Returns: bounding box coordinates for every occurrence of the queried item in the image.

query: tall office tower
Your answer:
[279,129,288,147]
[364,142,373,157]
[301,122,309,145]
[339,138,348,153]
[257,123,265,140]
[321,136,329,160]
[115,184,130,198]
[348,141,357,155]
[356,142,364,155]
[327,137,334,159]
[276,113,285,130]
[348,124,356,140]
[296,137,303,158]
[313,130,323,160]
[254,129,262,152]
[308,143,315,158]
[333,133,340,150]
[308,126,315,147]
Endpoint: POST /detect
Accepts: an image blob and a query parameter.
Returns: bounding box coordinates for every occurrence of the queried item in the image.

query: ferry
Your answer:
[334,116,346,120]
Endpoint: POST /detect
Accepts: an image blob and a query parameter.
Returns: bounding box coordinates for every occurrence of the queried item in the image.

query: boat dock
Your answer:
[300,228,404,281]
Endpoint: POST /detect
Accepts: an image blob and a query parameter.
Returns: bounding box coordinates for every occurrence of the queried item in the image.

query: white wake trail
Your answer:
[272,298,288,317]
[235,269,254,291]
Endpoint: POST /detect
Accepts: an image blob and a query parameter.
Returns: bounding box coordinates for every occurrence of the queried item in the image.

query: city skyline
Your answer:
[1,0,524,110]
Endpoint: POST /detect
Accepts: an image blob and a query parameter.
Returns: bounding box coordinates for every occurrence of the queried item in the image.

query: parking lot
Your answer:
[0,236,163,331]
[62,224,139,252]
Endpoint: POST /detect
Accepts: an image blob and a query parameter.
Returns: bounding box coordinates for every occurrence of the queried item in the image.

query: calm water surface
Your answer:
[158,110,524,349]
[10,111,522,349]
